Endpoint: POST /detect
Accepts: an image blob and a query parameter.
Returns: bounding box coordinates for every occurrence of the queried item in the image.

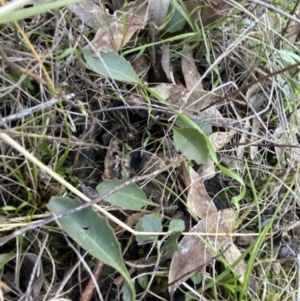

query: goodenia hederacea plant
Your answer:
[47,197,136,301]
[145,86,245,212]
[82,49,141,84]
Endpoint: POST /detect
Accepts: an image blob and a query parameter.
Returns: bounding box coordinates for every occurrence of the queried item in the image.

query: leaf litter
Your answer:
[168,164,248,297]
[0,0,298,300]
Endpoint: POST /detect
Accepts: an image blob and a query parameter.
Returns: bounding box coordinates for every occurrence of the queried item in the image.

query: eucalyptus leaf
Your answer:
[97,180,153,210]
[82,48,140,84]
[136,214,162,243]
[47,197,135,301]
[173,127,209,164]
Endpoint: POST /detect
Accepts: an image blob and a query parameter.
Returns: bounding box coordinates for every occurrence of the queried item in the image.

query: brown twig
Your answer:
[0,45,48,86]
[80,260,104,301]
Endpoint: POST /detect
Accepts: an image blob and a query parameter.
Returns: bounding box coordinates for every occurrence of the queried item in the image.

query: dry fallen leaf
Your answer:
[168,209,235,297]
[151,83,218,113]
[151,83,185,100]
[69,0,149,53]
[184,0,232,26]
[168,89,218,112]
[246,84,266,159]
[102,137,121,180]
[209,129,236,151]
[222,243,247,284]
[197,158,216,181]
[68,0,105,28]
[181,164,217,219]
[169,164,248,297]
[148,0,171,82]
[181,43,203,90]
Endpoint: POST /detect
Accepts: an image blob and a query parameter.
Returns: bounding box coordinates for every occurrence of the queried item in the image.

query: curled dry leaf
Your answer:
[209,129,236,151]
[148,0,170,80]
[160,43,172,82]
[148,0,169,44]
[181,164,217,219]
[102,137,122,180]
[149,0,170,31]
[249,95,264,159]
[181,43,203,90]
[236,118,250,162]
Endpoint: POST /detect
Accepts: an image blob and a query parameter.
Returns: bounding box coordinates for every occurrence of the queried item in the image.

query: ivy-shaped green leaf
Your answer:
[97,180,153,210]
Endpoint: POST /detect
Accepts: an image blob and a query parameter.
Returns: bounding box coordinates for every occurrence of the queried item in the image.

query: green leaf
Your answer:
[137,274,149,289]
[146,86,246,212]
[47,197,135,301]
[162,219,185,252]
[135,213,162,243]
[190,271,202,285]
[0,250,15,269]
[96,180,153,210]
[163,232,181,252]
[164,2,187,33]
[169,219,185,232]
[0,0,81,24]
[122,282,132,301]
[175,118,212,135]
[173,127,209,164]
[175,116,212,135]
[82,48,141,84]
[54,48,76,60]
